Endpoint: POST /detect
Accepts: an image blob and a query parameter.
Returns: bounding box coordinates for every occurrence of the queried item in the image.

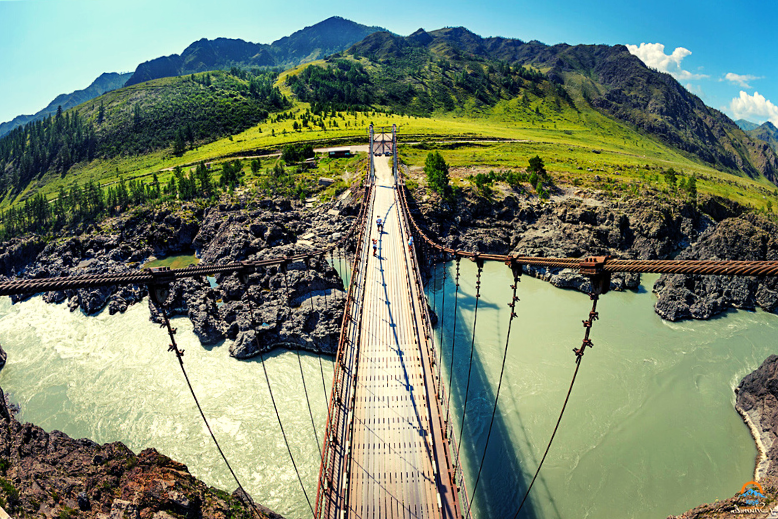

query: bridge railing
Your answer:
[395,165,470,519]
[314,177,376,519]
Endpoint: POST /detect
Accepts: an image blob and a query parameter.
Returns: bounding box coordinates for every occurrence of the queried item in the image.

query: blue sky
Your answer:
[1,0,776,126]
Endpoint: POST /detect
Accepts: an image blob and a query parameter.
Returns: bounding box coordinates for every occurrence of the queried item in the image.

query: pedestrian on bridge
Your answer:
[376,217,383,233]
[408,236,413,252]
[372,239,378,257]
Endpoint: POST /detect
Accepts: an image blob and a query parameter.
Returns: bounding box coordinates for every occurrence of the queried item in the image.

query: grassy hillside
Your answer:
[3,32,778,221]
[0,69,289,205]
[17,96,777,214]
[412,27,778,182]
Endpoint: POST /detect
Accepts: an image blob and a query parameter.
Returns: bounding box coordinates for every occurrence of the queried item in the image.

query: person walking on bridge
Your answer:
[372,238,378,257]
[376,216,383,233]
[408,236,413,252]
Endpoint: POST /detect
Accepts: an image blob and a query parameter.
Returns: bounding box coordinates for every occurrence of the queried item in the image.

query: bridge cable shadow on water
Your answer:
[149,291,268,519]
[431,256,602,519]
[428,259,546,519]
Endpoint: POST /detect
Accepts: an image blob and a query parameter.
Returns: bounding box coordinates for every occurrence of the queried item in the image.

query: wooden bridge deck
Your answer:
[318,156,461,518]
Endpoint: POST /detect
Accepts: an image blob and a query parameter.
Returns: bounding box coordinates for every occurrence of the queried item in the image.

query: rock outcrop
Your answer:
[409,181,778,321]
[0,387,282,518]
[7,191,358,355]
[736,355,778,480]
[653,215,778,321]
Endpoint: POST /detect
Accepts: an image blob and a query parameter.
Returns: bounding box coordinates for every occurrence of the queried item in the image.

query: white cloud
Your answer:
[722,72,762,89]
[729,91,778,125]
[626,42,708,81]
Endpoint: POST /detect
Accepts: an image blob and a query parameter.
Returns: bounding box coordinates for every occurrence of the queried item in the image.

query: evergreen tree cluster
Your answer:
[256,162,311,201]
[0,159,227,240]
[0,69,290,198]
[286,60,374,112]
[424,151,450,196]
[285,52,572,118]
[0,108,97,193]
[281,143,315,164]
[219,159,244,189]
[0,175,165,240]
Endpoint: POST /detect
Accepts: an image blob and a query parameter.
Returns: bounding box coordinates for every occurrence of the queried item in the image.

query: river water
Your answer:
[0,261,774,518]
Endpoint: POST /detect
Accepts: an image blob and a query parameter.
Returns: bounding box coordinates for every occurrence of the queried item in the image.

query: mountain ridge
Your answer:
[0,72,131,138]
[125,16,386,87]
[748,121,778,154]
[737,119,760,132]
[339,26,778,182]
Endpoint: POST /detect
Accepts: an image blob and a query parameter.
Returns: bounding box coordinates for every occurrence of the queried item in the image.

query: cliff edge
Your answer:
[0,388,281,519]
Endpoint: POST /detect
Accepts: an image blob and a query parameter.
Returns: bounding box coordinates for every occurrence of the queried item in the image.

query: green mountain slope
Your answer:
[281,27,778,184]
[288,30,574,118]
[0,69,289,198]
[748,121,778,153]
[3,23,778,211]
[0,72,132,138]
[125,16,385,86]
[341,27,778,183]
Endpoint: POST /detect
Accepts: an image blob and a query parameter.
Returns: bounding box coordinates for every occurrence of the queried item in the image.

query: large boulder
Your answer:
[653,216,778,320]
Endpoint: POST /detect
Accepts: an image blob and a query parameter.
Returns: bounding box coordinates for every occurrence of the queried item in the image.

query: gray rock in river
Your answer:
[653,215,778,321]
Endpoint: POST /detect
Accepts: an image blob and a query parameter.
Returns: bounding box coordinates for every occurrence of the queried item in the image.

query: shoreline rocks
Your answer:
[670,355,778,518]
[0,387,282,518]
[5,192,359,357]
[408,182,778,322]
[735,355,778,480]
[653,215,778,321]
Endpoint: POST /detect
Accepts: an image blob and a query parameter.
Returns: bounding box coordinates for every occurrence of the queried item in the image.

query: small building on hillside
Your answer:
[301,157,317,170]
[328,147,353,159]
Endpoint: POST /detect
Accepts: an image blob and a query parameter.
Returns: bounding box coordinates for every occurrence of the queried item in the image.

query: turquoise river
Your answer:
[0,260,775,518]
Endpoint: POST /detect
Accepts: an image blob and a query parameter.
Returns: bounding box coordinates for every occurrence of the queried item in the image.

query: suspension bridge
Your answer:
[3,125,778,518]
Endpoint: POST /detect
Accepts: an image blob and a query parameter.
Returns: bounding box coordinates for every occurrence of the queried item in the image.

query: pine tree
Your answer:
[528,155,546,175]
[173,129,186,156]
[133,103,142,130]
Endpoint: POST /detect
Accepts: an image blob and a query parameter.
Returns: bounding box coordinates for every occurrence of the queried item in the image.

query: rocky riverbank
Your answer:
[2,191,362,357]
[0,387,282,519]
[736,355,778,482]
[406,180,778,321]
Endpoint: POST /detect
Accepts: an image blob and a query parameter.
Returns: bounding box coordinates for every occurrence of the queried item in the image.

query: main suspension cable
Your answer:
[149,287,264,519]
[512,278,603,519]
[468,260,522,515]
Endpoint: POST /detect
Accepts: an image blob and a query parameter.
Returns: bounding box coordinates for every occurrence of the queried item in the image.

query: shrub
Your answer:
[424,151,450,196]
